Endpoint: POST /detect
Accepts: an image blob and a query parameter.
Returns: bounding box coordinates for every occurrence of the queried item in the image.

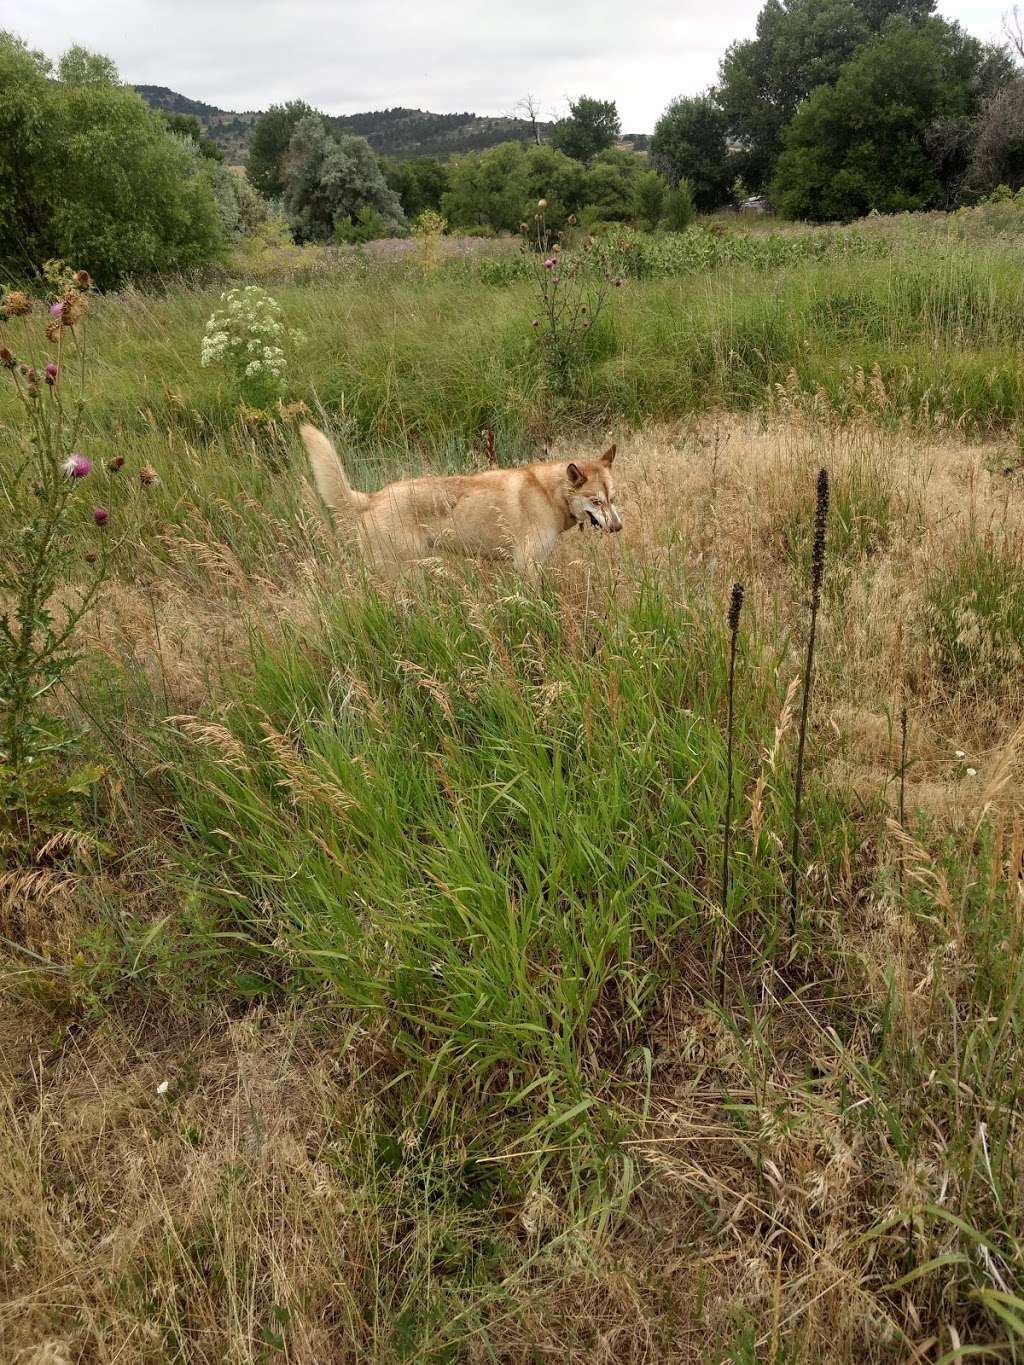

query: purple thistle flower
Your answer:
[93,506,109,526]
[543,258,555,269]
[49,302,64,318]
[62,453,92,479]
[45,362,58,378]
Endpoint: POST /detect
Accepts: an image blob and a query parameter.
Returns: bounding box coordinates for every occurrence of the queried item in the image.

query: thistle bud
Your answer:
[108,455,125,471]
[0,347,15,369]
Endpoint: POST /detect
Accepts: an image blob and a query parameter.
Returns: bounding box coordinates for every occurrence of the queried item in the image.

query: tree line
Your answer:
[3,2,1022,287]
[650,0,1023,218]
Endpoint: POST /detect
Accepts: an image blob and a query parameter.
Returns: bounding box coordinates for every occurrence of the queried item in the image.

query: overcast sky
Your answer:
[4,0,1014,132]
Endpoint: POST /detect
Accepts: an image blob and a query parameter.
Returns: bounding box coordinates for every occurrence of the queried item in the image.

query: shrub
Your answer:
[282,114,406,244]
[334,205,390,245]
[580,148,648,222]
[382,156,449,220]
[443,142,586,234]
[0,36,224,286]
[632,169,667,231]
[662,180,696,232]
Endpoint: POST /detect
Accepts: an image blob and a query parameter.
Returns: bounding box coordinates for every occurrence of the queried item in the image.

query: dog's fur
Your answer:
[301,424,622,572]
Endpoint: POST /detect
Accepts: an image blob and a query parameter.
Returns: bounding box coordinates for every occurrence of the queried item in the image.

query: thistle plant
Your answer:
[719,582,745,1002]
[0,266,112,827]
[200,285,306,410]
[789,468,829,938]
[521,200,618,393]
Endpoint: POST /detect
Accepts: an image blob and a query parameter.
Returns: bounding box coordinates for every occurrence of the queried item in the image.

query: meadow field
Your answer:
[3,209,1024,1363]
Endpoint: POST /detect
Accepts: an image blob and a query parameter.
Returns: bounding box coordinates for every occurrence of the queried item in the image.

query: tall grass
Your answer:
[147,571,842,1198]
[6,232,1022,479]
[5,210,1024,1359]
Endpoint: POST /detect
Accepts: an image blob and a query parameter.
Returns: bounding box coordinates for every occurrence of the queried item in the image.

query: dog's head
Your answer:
[566,446,622,533]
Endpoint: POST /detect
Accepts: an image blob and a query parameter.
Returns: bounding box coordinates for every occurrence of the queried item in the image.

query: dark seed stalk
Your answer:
[720,582,745,1002]
[789,468,829,938]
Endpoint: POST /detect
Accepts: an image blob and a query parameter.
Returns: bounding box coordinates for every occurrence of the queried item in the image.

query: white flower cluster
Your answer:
[200,286,300,389]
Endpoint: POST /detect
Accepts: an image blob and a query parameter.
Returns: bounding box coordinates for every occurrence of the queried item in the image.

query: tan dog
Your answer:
[300,424,622,572]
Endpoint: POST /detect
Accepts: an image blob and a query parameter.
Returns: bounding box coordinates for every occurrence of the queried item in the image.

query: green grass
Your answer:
[96,571,849,1191]
[6,221,1020,489]
[924,527,1024,698]
[61,552,1024,1360]
[5,208,1024,1361]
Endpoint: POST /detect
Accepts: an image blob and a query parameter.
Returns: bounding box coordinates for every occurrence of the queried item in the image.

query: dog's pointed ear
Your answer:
[566,462,586,489]
[601,444,616,466]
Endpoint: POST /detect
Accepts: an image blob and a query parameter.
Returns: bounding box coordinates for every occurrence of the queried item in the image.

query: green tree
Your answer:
[580,148,646,221]
[199,156,273,240]
[0,34,54,276]
[382,156,449,219]
[517,143,588,227]
[662,180,696,231]
[549,96,621,163]
[632,169,667,228]
[717,0,937,189]
[56,45,119,85]
[160,111,224,161]
[0,34,223,284]
[247,100,316,198]
[442,142,587,233]
[651,94,732,209]
[282,114,406,242]
[773,19,990,220]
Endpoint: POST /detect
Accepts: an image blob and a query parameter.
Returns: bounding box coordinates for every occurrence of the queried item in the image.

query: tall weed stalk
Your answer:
[789,468,829,937]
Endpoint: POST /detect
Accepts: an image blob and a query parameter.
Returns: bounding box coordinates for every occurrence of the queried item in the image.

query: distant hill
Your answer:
[133,86,556,162]
[134,85,649,164]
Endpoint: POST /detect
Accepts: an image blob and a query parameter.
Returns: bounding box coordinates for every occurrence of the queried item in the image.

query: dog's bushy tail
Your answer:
[300,423,371,516]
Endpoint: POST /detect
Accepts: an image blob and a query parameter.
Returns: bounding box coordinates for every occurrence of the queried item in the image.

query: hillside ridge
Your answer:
[132,84,557,162]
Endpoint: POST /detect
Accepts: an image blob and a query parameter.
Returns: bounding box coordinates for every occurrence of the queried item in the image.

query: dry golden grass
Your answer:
[3,414,1024,1362]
